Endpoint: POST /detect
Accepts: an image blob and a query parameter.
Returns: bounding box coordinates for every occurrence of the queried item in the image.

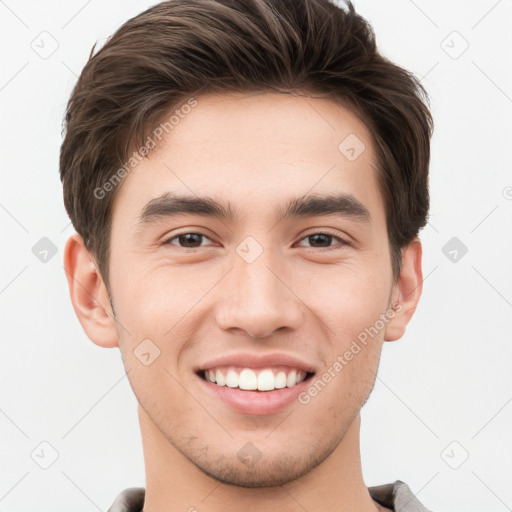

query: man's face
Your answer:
[108,91,398,486]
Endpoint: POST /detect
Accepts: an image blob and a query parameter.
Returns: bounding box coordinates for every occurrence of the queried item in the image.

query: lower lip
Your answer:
[196,373,313,416]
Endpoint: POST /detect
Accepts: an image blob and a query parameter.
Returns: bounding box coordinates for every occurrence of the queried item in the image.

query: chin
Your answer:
[190,447,329,488]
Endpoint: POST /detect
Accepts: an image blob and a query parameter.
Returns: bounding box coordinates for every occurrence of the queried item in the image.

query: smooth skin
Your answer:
[65,91,422,512]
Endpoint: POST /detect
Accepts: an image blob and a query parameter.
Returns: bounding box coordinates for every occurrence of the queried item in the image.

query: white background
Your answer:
[0,1,511,511]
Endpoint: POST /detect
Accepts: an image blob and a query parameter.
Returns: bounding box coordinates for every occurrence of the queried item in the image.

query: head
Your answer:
[61,0,432,488]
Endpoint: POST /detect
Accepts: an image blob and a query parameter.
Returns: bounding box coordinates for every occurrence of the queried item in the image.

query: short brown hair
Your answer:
[60,0,433,292]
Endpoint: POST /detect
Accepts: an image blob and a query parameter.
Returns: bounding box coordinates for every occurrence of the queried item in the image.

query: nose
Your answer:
[215,248,304,339]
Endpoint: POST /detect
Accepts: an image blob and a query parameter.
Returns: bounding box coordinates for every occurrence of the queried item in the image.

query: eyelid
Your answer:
[162,228,350,248]
[161,231,215,247]
[295,229,350,248]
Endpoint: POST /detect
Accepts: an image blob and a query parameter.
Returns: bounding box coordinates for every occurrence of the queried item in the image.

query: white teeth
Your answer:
[215,369,225,386]
[257,369,275,391]
[225,369,239,388]
[286,369,297,388]
[204,367,308,391]
[274,371,287,389]
[239,368,258,390]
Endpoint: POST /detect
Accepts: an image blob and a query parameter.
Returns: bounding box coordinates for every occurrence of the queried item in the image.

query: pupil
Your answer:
[180,233,201,247]
[310,234,330,247]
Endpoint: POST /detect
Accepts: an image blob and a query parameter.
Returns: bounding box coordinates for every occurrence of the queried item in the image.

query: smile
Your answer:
[198,366,314,391]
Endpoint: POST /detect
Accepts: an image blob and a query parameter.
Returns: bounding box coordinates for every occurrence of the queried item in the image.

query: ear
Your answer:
[384,238,423,342]
[63,233,119,348]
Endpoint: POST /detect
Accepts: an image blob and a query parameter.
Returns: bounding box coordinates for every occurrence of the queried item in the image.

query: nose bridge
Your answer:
[216,243,302,338]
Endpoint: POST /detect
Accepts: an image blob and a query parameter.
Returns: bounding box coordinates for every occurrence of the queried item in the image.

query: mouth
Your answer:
[194,353,318,415]
[196,366,315,392]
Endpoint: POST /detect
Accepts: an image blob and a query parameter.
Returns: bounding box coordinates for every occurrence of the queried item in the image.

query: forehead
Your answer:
[111,91,384,227]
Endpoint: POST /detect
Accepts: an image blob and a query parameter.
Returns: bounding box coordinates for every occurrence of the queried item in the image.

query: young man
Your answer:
[60,0,434,511]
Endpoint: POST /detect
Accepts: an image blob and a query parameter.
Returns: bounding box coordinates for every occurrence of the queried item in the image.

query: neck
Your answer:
[138,405,384,512]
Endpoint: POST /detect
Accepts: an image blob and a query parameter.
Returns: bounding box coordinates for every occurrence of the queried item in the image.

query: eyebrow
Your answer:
[136,192,371,227]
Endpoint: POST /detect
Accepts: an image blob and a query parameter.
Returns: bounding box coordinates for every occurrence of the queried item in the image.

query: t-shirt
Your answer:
[107,480,433,511]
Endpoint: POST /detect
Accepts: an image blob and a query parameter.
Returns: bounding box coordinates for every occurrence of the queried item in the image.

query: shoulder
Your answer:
[368,480,434,512]
[107,487,145,512]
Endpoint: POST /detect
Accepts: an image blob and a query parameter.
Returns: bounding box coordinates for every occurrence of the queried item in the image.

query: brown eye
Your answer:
[297,232,348,249]
[162,232,211,248]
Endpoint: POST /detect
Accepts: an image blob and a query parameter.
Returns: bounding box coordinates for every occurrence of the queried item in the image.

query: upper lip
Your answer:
[196,352,317,374]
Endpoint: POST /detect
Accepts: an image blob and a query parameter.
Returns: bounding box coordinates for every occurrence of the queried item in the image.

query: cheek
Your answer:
[299,262,389,408]
[303,260,391,337]
[111,255,202,330]
[124,354,201,437]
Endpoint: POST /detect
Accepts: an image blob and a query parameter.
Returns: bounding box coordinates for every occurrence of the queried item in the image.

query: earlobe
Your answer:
[384,238,423,342]
[63,233,119,348]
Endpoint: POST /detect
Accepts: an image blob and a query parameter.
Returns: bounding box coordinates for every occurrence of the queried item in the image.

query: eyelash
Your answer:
[161,230,349,250]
